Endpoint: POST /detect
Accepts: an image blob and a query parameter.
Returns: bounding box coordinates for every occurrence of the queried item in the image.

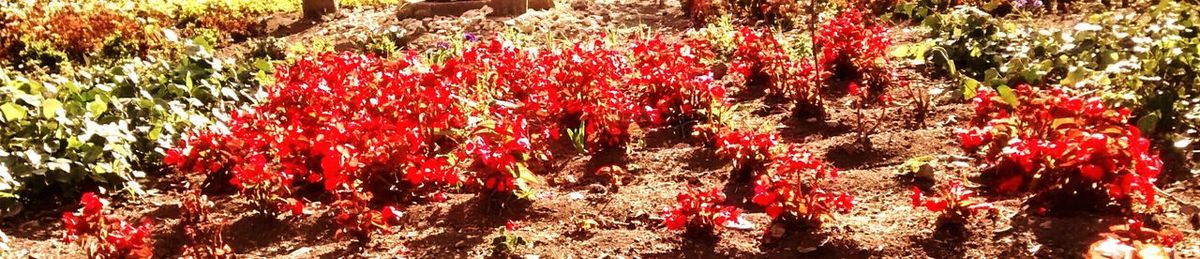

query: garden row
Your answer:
[46,5,1190,257]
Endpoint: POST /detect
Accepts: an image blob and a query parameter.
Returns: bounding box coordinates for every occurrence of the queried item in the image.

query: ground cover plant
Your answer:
[0,0,1196,257]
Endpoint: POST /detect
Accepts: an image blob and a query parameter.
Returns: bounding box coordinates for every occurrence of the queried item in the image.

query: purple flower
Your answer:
[438,42,451,49]
[1013,0,1043,9]
[464,33,478,42]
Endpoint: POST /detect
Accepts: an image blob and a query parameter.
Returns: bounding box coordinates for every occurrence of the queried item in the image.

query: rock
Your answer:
[529,0,554,10]
[288,247,312,257]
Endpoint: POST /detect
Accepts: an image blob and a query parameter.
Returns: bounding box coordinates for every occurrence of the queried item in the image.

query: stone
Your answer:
[529,0,554,10]
[302,0,339,19]
[399,0,532,19]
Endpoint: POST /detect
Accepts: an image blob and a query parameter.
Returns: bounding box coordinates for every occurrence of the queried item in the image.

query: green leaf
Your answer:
[962,77,980,100]
[87,99,107,116]
[41,99,62,119]
[1137,111,1160,134]
[996,85,1019,107]
[0,103,26,122]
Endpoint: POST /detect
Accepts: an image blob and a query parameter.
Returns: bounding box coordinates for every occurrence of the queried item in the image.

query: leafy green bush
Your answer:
[904,2,1200,166]
[0,39,264,216]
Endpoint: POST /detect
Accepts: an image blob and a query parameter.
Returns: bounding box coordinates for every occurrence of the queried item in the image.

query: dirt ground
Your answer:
[3,0,1198,258]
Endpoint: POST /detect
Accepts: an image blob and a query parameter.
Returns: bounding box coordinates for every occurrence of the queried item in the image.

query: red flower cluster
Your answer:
[168,34,736,242]
[661,186,742,234]
[629,35,727,127]
[332,191,404,243]
[961,85,1164,212]
[751,146,854,223]
[712,128,779,173]
[910,180,993,223]
[61,193,154,259]
[815,9,893,82]
[729,27,826,110]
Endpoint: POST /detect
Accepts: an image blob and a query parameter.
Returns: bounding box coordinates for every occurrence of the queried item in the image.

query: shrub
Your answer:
[61,193,154,259]
[712,128,779,175]
[661,185,742,235]
[960,85,1163,213]
[0,40,262,215]
[816,9,898,93]
[628,35,727,127]
[752,146,854,224]
[168,52,463,242]
[729,28,825,110]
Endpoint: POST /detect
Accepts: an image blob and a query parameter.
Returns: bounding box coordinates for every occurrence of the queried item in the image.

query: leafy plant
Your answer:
[61,193,154,259]
[961,85,1163,213]
[0,38,263,215]
[752,146,854,225]
[661,185,742,236]
[179,190,232,259]
[712,127,779,175]
[911,180,994,224]
[729,27,825,110]
[491,220,529,256]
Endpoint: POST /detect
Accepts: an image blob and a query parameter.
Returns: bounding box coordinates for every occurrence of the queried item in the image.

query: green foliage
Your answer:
[913,2,1200,164]
[0,38,265,215]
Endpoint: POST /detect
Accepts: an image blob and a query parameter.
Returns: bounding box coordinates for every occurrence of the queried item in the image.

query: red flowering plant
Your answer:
[661,185,743,236]
[815,9,894,87]
[729,27,826,112]
[712,127,779,177]
[462,110,547,199]
[180,191,232,259]
[546,39,640,152]
[61,193,154,259]
[1087,219,1185,259]
[960,85,1164,213]
[752,146,854,225]
[846,81,896,146]
[628,35,728,127]
[728,27,789,93]
[910,180,994,224]
[167,52,467,244]
[331,191,405,244]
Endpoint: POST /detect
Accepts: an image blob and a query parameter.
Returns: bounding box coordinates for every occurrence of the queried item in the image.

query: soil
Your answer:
[4,0,1198,258]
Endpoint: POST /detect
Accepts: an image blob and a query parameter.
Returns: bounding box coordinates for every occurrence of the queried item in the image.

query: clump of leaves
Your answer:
[910,180,994,224]
[491,220,529,256]
[662,185,742,236]
[61,193,154,259]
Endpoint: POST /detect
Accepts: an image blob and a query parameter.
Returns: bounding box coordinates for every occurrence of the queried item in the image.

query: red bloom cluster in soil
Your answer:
[629,35,727,127]
[961,85,1163,213]
[167,34,733,244]
[713,128,779,173]
[729,27,825,109]
[61,193,154,259]
[815,9,894,85]
[752,146,854,224]
[910,180,993,223]
[662,186,742,234]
